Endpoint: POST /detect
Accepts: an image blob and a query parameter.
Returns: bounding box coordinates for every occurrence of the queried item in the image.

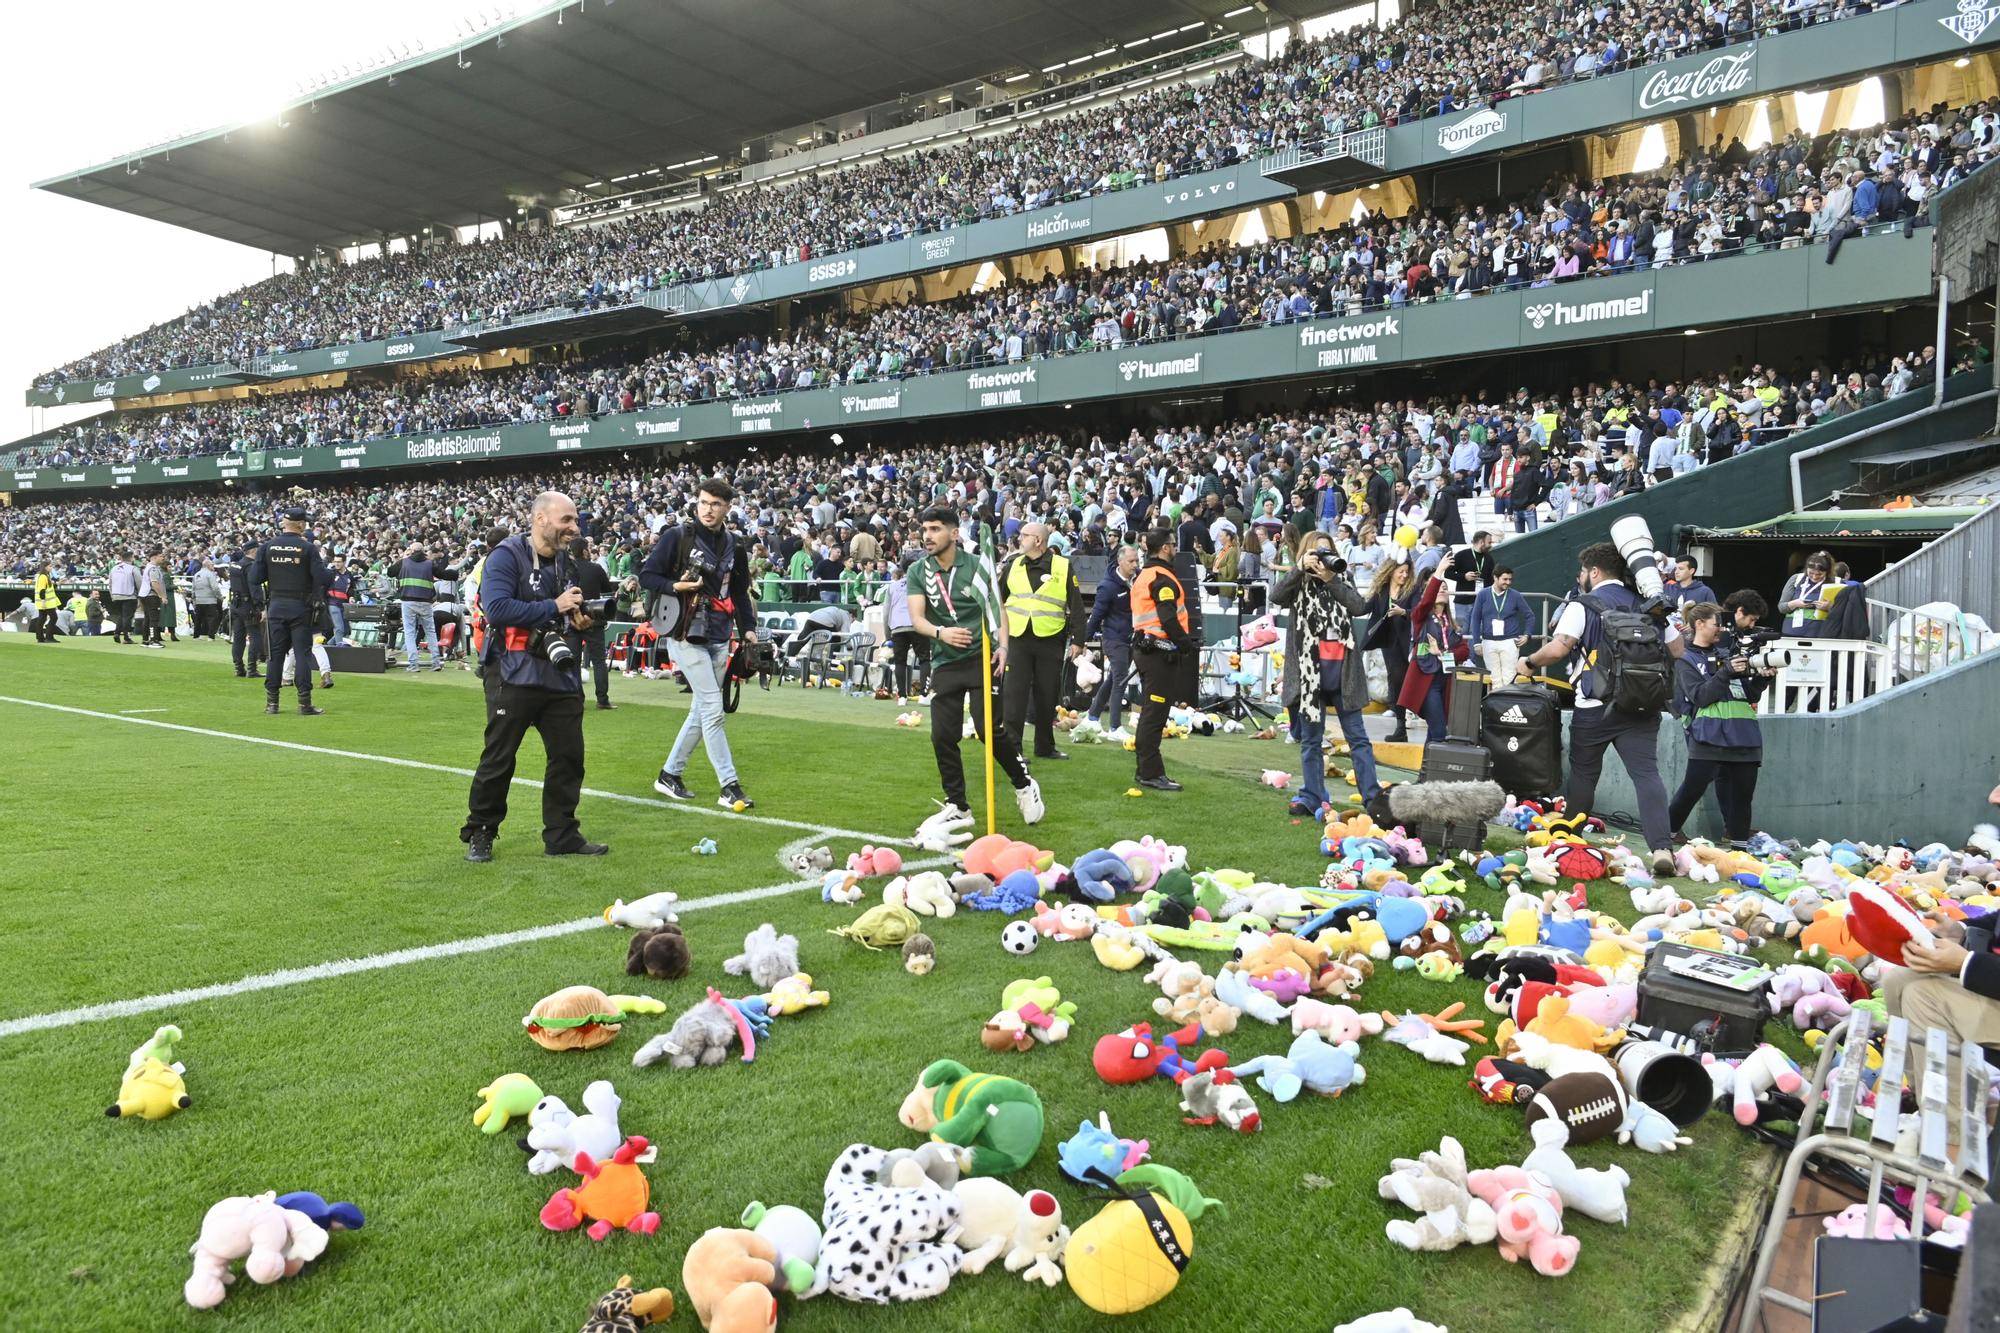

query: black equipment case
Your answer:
[1481,683,1563,797]
[1636,942,1771,1052]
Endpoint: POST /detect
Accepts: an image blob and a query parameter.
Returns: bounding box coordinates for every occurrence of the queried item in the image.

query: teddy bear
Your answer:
[885,871,957,918]
[1238,932,1330,992]
[1378,1136,1497,1254]
[808,1144,963,1304]
[1465,1164,1579,1276]
[625,925,692,981]
[724,924,802,991]
[184,1192,330,1309]
[682,1227,779,1332]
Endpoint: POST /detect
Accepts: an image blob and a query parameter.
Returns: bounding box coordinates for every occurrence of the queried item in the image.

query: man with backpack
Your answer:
[1516,541,1680,876]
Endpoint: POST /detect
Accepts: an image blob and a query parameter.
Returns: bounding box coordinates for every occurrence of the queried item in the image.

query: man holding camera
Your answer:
[461,491,605,863]
[568,536,618,710]
[1518,539,1681,876]
[1667,600,1774,848]
[640,478,758,811]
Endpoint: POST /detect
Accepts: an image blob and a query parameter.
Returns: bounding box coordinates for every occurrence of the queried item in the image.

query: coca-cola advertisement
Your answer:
[1636,46,1758,112]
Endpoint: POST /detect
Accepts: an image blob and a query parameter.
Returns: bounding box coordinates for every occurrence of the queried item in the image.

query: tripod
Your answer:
[1196,650,1278,724]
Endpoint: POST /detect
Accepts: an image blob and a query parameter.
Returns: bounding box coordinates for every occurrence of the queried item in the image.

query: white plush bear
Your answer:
[523,1080,624,1175]
[884,871,958,918]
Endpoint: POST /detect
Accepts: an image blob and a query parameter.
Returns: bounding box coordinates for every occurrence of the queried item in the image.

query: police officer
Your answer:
[227,542,265,677]
[1129,527,1198,792]
[250,507,333,715]
[998,521,1087,761]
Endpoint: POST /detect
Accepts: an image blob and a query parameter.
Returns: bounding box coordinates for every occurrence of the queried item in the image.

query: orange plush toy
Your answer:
[682,1227,781,1333]
[1798,905,1871,965]
[541,1136,662,1241]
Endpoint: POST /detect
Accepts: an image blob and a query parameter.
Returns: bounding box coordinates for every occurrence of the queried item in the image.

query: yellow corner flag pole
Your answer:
[980,622,998,835]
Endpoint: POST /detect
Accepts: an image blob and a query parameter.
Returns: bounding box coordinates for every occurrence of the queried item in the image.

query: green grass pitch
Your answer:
[0,635,1770,1332]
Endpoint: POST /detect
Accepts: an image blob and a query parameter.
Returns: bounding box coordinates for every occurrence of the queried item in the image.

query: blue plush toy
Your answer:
[729,996,775,1039]
[1057,1112,1151,1187]
[965,868,1042,914]
[1539,916,1594,953]
[1072,849,1136,904]
[275,1191,364,1233]
[1372,896,1432,947]
[1227,1031,1366,1103]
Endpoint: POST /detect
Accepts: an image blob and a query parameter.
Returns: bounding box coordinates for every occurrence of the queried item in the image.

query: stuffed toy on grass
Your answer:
[632,989,762,1069]
[1290,998,1383,1044]
[682,1228,779,1332]
[1066,1165,1223,1315]
[1465,1164,1579,1276]
[950,1179,1069,1285]
[829,903,923,950]
[273,1191,364,1237]
[763,974,830,1017]
[541,1135,662,1241]
[808,1144,963,1304]
[184,1192,330,1309]
[1178,1068,1262,1132]
[902,934,937,975]
[1379,1136,1496,1256]
[580,1275,676,1333]
[899,1059,1044,1176]
[626,925,692,981]
[473,1072,544,1133]
[604,892,681,930]
[107,1023,190,1121]
[724,924,802,991]
[1057,1113,1151,1188]
[885,871,957,918]
[741,1200,821,1294]
[524,1080,624,1175]
[1228,1030,1366,1102]
[1520,1118,1629,1225]
[524,986,627,1052]
[1335,1311,1449,1333]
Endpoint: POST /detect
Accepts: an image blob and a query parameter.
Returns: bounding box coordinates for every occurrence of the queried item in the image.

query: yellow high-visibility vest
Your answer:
[1003,553,1070,637]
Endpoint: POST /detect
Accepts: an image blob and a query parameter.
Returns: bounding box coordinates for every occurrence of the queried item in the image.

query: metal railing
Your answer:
[1867,501,2000,628]
[1260,126,1387,176]
[1869,595,2000,681]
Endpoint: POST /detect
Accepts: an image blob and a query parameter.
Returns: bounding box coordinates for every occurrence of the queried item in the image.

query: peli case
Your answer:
[1420,737,1493,784]
[1636,943,1771,1052]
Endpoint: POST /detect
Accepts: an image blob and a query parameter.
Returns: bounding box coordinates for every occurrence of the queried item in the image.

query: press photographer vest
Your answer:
[1678,642,1764,751]
[484,535,581,695]
[1003,552,1070,638]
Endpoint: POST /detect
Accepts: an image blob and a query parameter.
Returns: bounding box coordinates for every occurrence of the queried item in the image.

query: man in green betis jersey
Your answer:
[906,506,1044,832]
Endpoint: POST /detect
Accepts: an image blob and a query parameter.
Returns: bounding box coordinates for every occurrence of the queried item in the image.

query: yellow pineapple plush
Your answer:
[1066,1166,1224,1315]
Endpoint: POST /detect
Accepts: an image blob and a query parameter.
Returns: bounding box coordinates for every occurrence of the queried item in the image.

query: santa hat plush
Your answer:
[1845,882,1934,968]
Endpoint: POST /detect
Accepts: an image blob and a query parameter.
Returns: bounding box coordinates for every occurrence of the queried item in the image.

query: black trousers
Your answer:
[33,607,58,641]
[193,604,222,638]
[264,605,316,703]
[463,675,585,850]
[111,598,136,640]
[890,628,929,697]
[1002,632,1067,756]
[582,625,611,703]
[231,610,265,672]
[139,595,163,643]
[1133,646,1182,781]
[929,656,1029,809]
[1566,706,1672,851]
[1670,756,1761,842]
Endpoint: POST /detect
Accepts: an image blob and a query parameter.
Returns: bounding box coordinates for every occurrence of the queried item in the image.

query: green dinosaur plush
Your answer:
[1000,977,1077,1025]
[897,1058,1043,1177]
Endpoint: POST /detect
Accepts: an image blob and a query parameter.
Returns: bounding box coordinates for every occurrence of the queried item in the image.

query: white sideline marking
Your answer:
[119,708,170,714]
[0,696,909,846]
[0,857,934,1041]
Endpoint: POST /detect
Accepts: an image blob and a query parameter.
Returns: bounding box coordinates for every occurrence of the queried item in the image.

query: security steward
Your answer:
[1129,527,1198,792]
[998,521,1087,761]
[31,560,62,642]
[228,542,265,678]
[462,491,605,863]
[568,535,617,710]
[250,508,333,715]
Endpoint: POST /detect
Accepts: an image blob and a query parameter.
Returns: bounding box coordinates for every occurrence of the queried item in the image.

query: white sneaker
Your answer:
[1103,727,1132,746]
[1015,778,1045,826]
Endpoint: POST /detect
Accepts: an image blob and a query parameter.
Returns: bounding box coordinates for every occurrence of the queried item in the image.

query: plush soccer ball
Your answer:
[1002,921,1040,956]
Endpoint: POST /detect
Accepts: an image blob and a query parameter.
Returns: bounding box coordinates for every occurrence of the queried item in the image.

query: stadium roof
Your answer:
[33,0,1299,257]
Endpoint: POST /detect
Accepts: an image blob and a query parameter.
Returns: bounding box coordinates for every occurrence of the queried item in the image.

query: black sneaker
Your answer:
[546,840,609,857]
[718,782,755,810]
[265,701,280,715]
[1035,749,1071,761]
[653,771,692,801]
[1138,776,1184,792]
[234,669,247,677]
[465,831,494,863]
[298,704,325,716]
[596,700,616,710]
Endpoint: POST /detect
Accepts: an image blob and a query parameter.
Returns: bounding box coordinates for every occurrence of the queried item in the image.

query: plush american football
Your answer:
[1523,1071,1628,1144]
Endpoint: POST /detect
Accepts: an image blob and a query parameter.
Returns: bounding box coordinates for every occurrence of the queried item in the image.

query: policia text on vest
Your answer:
[249,510,333,715]
[998,529,1086,760]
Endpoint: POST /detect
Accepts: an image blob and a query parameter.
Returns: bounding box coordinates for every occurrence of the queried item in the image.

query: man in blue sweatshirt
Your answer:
[1469,565,1534,685]
[1082,545,1139,734]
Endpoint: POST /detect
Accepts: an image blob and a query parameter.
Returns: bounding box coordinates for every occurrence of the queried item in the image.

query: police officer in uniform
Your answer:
[227,542,265,677]
[1129,527,1198,791]
[998,522,1087,761]
[250,507,333,715]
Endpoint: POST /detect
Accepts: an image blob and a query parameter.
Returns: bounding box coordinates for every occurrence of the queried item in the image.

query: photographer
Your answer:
[1667,601,1773,849]
[1518,539,1681,876]
[1274,532,1381,819]
[461,491,604,863]
[567,536,617,710]
[640,478,758,810]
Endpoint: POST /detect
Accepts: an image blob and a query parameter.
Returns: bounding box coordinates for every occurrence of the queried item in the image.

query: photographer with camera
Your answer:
[640,478,758,810]
[1274,531,1382,819]
[1667,600,1779,849]
[567,536,618,710]
[461,491,605,864]
[1517,521,1682,876]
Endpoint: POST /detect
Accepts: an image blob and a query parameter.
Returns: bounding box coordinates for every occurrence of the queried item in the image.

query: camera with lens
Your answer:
[1608,516,1673,621]
[1307,548,1347,574]
[1724,625,1790,674]
[530,621,578,670]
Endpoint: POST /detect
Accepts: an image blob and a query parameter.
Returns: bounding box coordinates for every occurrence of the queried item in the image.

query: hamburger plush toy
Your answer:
[1065,1165,1223,1315]
[524,985,626,1052]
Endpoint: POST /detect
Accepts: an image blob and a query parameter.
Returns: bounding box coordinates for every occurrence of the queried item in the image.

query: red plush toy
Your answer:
[1845,883,1934,968]
[1552,845,1610,881]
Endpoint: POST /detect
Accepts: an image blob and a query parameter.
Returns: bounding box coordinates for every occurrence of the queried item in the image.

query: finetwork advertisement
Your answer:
[965,364,1039,410]
[1297,313,1401,369]
[731,400,783,433]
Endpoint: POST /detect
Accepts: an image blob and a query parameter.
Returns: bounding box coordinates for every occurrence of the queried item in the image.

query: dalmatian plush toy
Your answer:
[805,1143,963,1305]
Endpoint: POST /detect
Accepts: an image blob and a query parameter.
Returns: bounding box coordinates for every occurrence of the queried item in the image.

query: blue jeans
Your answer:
[328,601,350,645]
[401,601,438,666]
[1292,705,1380,810]
[666,639,738,785]
[1415,671,1448,737]
[1514,506,1540,533]
[1088,638,1133,729]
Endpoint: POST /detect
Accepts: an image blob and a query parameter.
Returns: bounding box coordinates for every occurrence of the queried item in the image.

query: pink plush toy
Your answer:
[185,1192,331,1309]
[1769,964,1852,1031]
[1823,1202,1910,1240]
[1465,1166,1579,1277]
[1261,770,1292,790]
[1558,984,1637,1030]
[1249,969,1314,1006]
[1290,998,1384,1043]
[848,845,904,877]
